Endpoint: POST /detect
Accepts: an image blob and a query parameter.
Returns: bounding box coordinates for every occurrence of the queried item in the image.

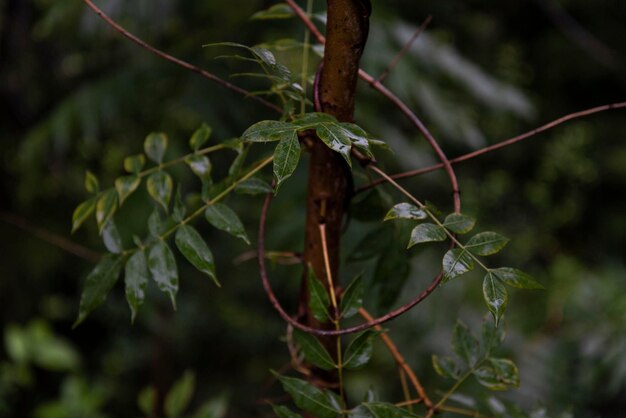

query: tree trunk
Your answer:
[301,0,371,390]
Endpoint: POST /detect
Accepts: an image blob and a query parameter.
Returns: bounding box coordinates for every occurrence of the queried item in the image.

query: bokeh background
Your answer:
[1,0,626,417]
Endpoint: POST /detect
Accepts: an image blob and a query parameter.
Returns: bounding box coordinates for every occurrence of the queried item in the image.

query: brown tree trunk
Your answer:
[301,0,371,389]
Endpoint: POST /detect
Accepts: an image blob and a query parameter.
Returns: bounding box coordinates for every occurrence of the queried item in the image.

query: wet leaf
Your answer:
[205,203,250,244]
[343,330,378,369]
[74,254,124,327]
[148,240,179,310]
[96,189,118,234]
[273,132,300,191]
[102,220,123,254]
[124,154,146,174]
[384,203,426,221]
[442,249,475,281]
[315,122,352,167]
[234,178,273,195]
[473,358,519,390]
[242,120,296,142]
[115,175,141,205]
[175,225,218,286]
[275,373,342,418]
[466,232,509,256]
[144,132,168,164]
[408,223,446,248]
[308,266,330,323]
[443,213,476,234]
[185,154,212,182]
[147,171,173,212]
[340,274,363,319]
[124,250,149,323]
[293,329,335,370]
[71,197,96,233]
[189,123,212,151]
[432,355,461,379]
[483,272,508,326]
[492,267,544,289]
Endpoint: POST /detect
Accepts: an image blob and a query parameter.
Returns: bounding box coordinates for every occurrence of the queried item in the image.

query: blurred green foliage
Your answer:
[1,0,625,417]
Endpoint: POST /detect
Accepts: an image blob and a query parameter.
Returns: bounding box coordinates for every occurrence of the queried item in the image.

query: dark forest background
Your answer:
[1,0,626,417]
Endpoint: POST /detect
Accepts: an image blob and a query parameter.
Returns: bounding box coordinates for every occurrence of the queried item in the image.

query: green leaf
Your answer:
[242,120,296,142]
[275,374,342,418]
[356,402,421,418]
[234,178,273,195]
[164,371,195,418]
[482,272,508,326]
[339,122,375,159]
[84,170,99,194]
[115,175,141,205]
[172,186,186,223]
[147,171,173,212]
[175,225,218,286]
[205,203,250,244]
[102,220,123,254]
[73,254,124,327]
[443,213,476,234]
[95,189,118,234]
[340,274,363,319]
[124,250,149,323]
[148,207,164,237]
[272,405,302,418]
[273,132,301,191]
[148,240,179,310]
[293,329,336,370]
[124,154,146,174]
[407,223,446,248]
[442,249,475,281]
[452,321,480,367]
[251,46,277,67]
[315,122,352,167]
[71,197,96,233]
[307,266,330,323]
[144,132,168,164]
[228,144,248,177]
[292,112,337,129]
[473,358,520,390]
[482,320,505,354]
[185,154,212,182]
[492,267,544,289]
[138,386,157,416]
[343,330,378,369]
[384,203,426,221]
[466,232,510,256]
[189,123,212,151]
[251,3,295,20]
[431,355,461,379]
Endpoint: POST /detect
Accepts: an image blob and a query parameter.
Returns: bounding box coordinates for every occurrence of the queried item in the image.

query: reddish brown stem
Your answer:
[257,190,444,337]
[82,0,282,114]
[285,0,461,213]
[359,308,433,408]
[357,101,626,192]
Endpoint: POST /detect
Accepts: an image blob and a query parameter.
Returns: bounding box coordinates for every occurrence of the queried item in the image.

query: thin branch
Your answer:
[0,212,101,263]
[82,0,282,114]
[359,308,433,408]
[258,190,444,337]
[357,101,626,192]
[377,15,432,84]
[284,0,461,212]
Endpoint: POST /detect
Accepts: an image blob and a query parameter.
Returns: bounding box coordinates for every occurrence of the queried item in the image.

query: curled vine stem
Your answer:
[284,0,461,213]
[82,0,282,114]
[257,188,445,337]
[357,101,626,193]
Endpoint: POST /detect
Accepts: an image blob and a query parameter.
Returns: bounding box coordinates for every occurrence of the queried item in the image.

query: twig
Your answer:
[257,190,444,337]
[356,101,626,192]
[0,211,101,263]
[359,308,433,408]
[377,15,432,84]
[284,0,461,213]
[82,0,282,114]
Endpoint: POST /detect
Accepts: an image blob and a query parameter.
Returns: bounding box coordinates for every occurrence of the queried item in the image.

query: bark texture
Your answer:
[301,0,371,382]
